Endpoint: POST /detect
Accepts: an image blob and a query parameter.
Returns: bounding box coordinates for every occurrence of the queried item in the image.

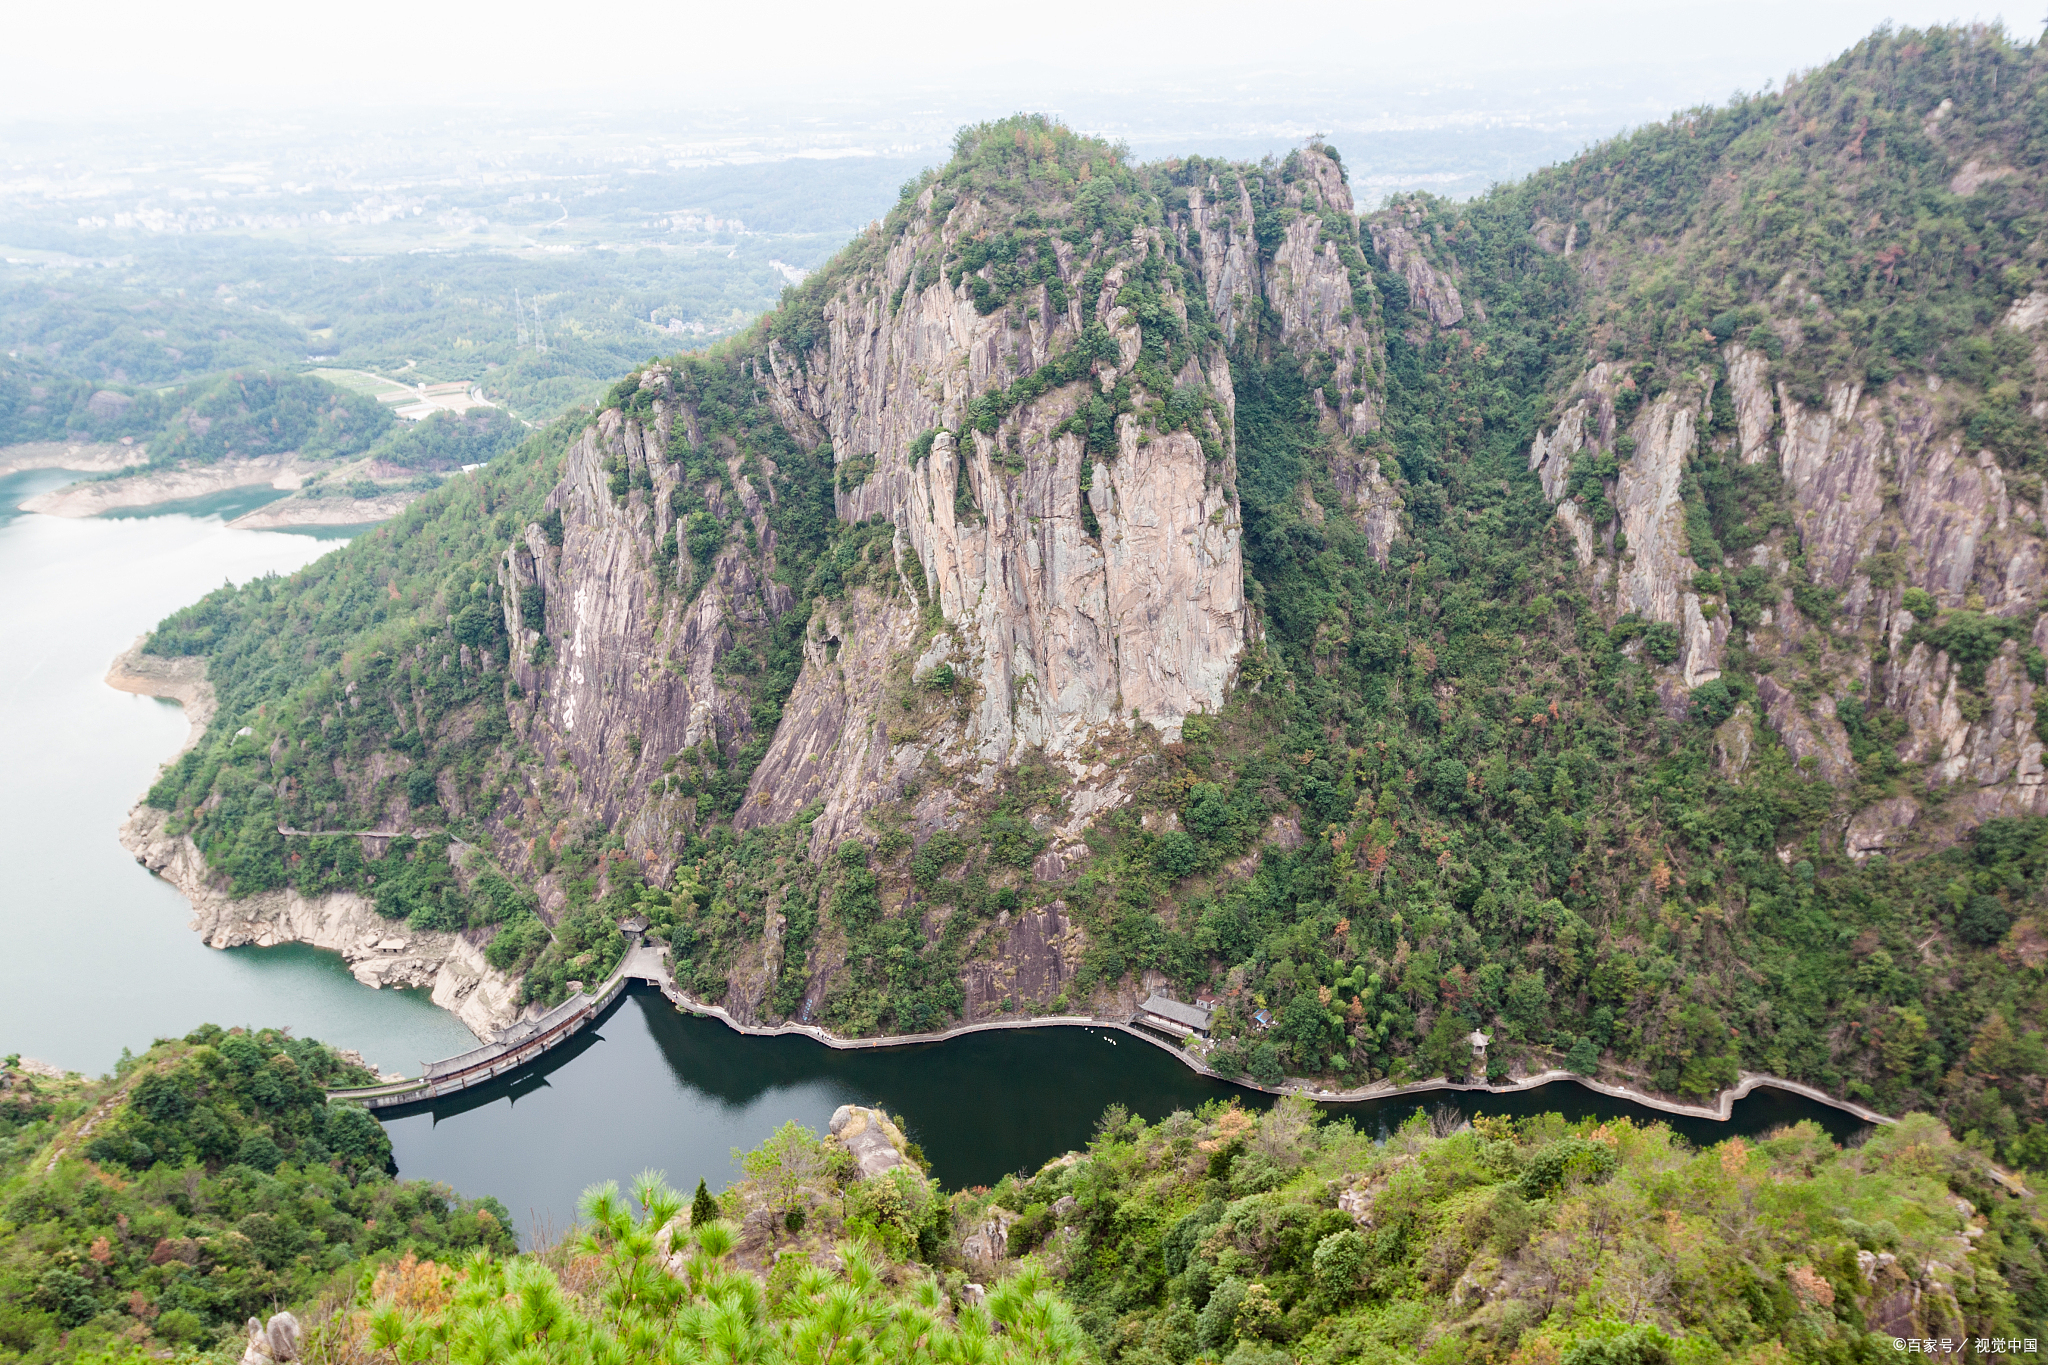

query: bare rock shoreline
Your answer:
[106,643,520,1042]
[106,635,214,752]
[227,490,418,530]
[120,806,520,1040]
[4,442,414,530]
[0,442,135,479]
[25,454,311,518]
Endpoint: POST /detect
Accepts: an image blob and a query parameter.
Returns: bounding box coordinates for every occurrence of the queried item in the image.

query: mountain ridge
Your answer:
[126,29,2048,1182]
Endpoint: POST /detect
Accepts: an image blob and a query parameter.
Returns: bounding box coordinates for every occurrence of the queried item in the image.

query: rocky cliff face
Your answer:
[1528,364,1727,695]
[1528,315,2048,853]
[120,806,521,1039]
[497,400,784,890]
[753,182,1257,807]
[1752,350,2048,850]
[1369,212,1467,331]
[1180,154,1403,558]
[459,140,1395,1028]
[498,146,1385,869]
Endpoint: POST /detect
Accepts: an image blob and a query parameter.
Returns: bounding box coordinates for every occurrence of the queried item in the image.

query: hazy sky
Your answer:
[2,0,2021,124]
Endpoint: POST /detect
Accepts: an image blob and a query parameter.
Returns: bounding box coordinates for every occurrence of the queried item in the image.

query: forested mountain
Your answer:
[0,367,391,461]
[0,1033,512,1361]
[132,27,2048,1178]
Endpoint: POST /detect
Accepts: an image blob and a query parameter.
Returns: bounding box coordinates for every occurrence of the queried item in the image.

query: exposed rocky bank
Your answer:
[227,489,418,530]
[106,642,521,1041]
[105,636,214,752]
[0,442,135,480]
[119,805,519,1040]
[24,455,312,518]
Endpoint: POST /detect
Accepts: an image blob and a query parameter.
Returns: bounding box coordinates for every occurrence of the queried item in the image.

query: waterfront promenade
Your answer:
[324,937,1925,1168]
[326,943,670,1110]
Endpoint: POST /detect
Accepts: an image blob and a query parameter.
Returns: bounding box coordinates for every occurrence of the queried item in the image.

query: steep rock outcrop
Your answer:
[1755,676,1857,787]
[1847,794,1923,861]
[126,137,1416,1038]
[733,151,1385,839]
[1613,396,1697,627]
[1528,395,1595,503]
[1760,367,2041,615]
[1540,323,2048,855]
[829,1104,916,1180]
[737,585,926,849]
[961,905,1084,1016]
[872,417,1241,773]
[1529,389,1607,569]
[513,400,779,747]
[734,203,1246,828]
[1184,150,1402,550]
[1706,335,2048,851]
[1897,431,2020,608]
[1262,167,1379,437]
[1777,380,1888,591]
[1723,343,1776,463]
[1331,449,1405,565]
[1713,704,1757,777]
[499,394,786,880]
[1369,214,1466,328]
[1887,639,2048,814]
[1184,175,1264,350]
[1526,368,1723,690]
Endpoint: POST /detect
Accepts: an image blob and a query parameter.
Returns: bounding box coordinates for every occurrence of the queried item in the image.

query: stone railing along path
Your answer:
[326,943,669,1110]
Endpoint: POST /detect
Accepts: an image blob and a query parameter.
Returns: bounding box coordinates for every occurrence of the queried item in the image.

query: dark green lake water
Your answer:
[382,988,1872,1240]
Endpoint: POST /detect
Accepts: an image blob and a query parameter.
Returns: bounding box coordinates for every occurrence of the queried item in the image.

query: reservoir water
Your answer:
[0,467,1874,1241]
[0,470,475,1074]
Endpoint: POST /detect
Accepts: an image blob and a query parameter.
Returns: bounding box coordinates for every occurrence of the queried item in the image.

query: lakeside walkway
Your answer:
[326,943,669,1110]
[326,938,1953,1176]
[645,980,1913,1134]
